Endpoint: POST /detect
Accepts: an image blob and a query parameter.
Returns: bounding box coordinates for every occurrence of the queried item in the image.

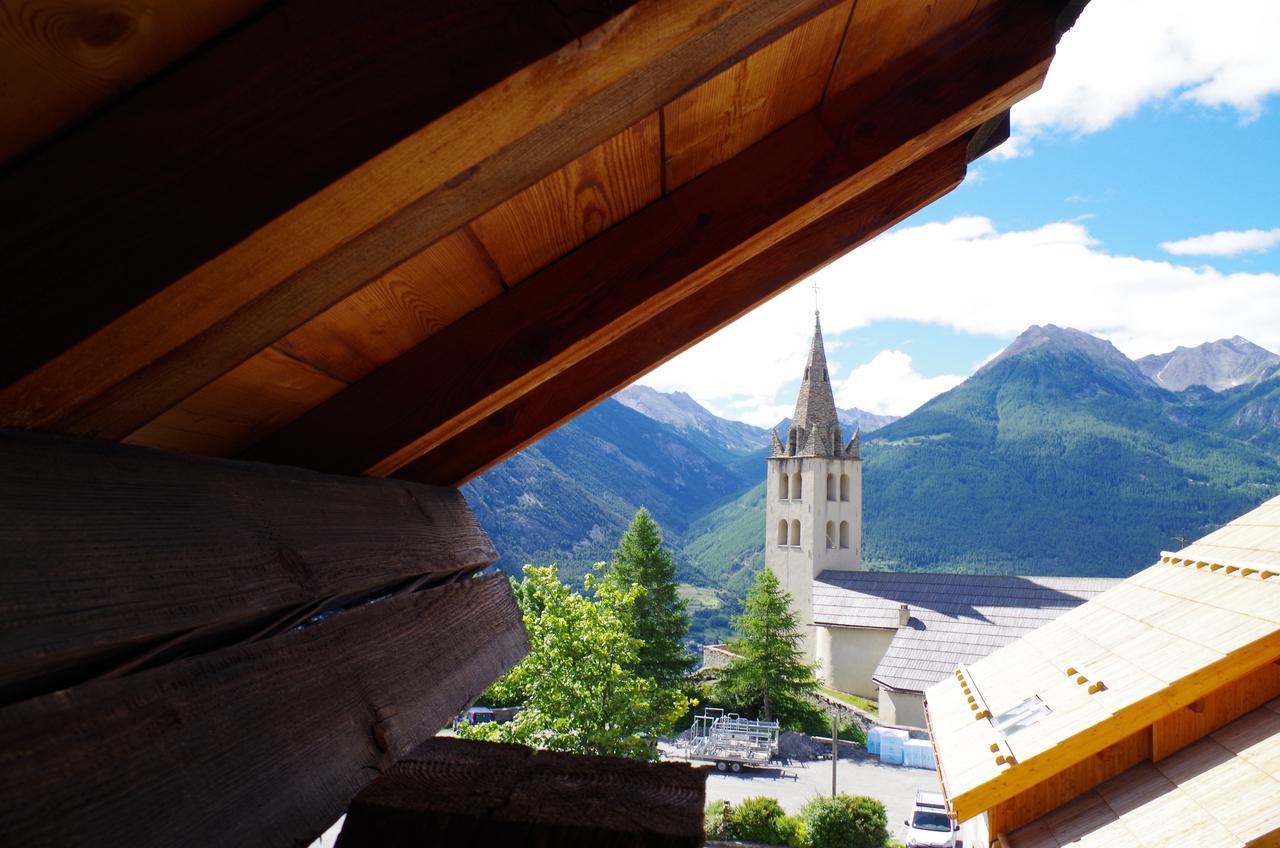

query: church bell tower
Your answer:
[765,313,862,664]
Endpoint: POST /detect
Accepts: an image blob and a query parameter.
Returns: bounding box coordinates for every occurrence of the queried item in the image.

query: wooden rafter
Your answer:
[395,137,972,486]
[0,0,843,438]
[241,0,1063,480]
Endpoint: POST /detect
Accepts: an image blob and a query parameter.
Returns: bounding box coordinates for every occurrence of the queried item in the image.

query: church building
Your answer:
[767,316,1118,728]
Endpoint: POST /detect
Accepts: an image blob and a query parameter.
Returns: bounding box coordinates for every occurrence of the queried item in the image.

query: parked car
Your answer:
[904,791,958,848]
[455,706,495,728]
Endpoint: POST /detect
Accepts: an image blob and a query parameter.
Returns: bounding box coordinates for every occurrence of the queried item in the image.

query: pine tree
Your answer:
[716,567,816,721]
[605,508,691,685]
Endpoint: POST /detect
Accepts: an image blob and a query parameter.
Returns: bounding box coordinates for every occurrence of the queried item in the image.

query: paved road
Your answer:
[689,752,942,843]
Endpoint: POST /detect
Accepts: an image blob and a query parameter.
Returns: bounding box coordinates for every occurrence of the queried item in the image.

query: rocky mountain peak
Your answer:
[1136,336,1280,392]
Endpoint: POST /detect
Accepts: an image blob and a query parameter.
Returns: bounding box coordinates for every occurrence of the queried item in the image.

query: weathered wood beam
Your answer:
[243,0,1064,479]
[336,737,707,848]
[396,136,971,486]
[0,428,495,705]
[0,573,527,848]
[0,0,844,438]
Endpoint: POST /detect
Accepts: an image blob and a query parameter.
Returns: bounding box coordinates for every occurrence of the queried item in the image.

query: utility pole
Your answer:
[831,715,838,796]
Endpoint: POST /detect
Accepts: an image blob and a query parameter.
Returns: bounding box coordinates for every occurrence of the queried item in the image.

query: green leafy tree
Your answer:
[715,567,816,722]
[459,565,689,760]
[605,508,691,685]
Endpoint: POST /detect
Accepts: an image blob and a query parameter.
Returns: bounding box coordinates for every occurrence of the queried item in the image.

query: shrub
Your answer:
[704,799,735,841]
[837,719,868,748]
[734,796,791,845]
[799,794,890,848]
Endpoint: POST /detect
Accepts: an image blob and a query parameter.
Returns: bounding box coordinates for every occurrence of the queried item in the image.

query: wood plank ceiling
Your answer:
[0,0,1084,485]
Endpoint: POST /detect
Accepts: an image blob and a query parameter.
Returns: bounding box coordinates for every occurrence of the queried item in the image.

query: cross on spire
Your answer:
[811,276,821,316]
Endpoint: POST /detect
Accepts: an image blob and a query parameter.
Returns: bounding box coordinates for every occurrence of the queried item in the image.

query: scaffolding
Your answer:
[683,708,780,772]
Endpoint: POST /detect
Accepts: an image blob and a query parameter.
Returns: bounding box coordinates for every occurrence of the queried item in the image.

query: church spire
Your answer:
[787,312,842,456]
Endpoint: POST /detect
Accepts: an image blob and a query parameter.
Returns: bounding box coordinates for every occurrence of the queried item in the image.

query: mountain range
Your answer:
[463,326,1280,644]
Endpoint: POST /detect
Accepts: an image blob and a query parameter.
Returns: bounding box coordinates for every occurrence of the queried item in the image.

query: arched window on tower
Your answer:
[840,473,850,502]
[779,472,789,501]
[825,521,836,549]
[826,473,836,501]
[790,519,801,549]
[839,520,850,549]
[791,472,802,501]
[777,519,788,547]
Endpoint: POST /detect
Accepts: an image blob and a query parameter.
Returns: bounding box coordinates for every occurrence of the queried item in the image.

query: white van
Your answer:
[904,791,957,848]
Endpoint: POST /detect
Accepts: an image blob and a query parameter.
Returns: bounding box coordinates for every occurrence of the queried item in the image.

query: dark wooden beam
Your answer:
[242,0,1064,479]
[0,0,843,439]
[397,136,970,486]
[0,573,527,848]
[336,737,707,848]
[0,428,496,706]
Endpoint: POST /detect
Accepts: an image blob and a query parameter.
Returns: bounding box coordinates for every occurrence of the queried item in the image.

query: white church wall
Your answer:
[878,686,927,729]
[815,625,895,699]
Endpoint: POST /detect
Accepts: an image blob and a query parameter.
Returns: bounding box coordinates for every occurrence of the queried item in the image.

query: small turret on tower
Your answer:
[845,428,860,459]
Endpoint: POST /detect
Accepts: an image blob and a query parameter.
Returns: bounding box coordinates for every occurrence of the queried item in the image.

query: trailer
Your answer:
[683,708,780,772]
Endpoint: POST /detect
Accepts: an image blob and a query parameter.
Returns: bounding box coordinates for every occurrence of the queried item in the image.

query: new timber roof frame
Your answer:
[1,0,1087,488]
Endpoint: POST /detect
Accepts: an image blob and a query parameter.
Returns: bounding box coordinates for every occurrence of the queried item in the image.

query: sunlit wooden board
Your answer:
[273,229,504,384]
[471,114,663,285]
[126,348,344,455]
[127,229,504,455]
[825,0,995,107]
[661,0,852,190]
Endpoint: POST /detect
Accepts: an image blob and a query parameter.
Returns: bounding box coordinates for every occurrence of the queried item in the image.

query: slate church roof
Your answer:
[812,571,1120,694]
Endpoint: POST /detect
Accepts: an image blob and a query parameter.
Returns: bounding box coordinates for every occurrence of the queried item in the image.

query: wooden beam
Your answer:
[0,0,843,438]
[0,573,528,848]
[0,428,496,706]
[336,737,706,848]
[242,0,1063,479]
[396,135,970,486]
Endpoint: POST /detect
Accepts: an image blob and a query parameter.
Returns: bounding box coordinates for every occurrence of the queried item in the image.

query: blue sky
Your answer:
[642,0,1280,426]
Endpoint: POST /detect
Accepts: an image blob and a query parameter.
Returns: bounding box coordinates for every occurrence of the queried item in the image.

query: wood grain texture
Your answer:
[337,737,706,848]
[274,228,507,383]
[662,0,853,190]
[241,0,1061,479]
[0,573,527,848]
[395,138,968,486]
[1151,660,1280,762]
[0,428,497,705]
[824,0,994,107]
[988,729,1152,836]
[472,114,663,285]
[125,346,346,455]
[0,0,267,163]
[0,0,842,440]
[127,228,506,456]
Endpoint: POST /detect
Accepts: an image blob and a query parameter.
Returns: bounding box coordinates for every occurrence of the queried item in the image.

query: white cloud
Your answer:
[1007,0,1280,149]
[642,216,1280,422]
[835,351,965,417]
[1160,227,1280,256]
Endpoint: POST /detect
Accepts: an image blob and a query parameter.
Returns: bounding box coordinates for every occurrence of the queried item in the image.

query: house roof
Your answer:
[1005,696,1280,848]
[813,571,1118,694]
[926,495,1280,824]
[0,0,1087,487]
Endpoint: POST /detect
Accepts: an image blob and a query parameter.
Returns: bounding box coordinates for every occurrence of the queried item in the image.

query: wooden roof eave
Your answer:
[0,0,844,434]
[242,1,1062,482]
